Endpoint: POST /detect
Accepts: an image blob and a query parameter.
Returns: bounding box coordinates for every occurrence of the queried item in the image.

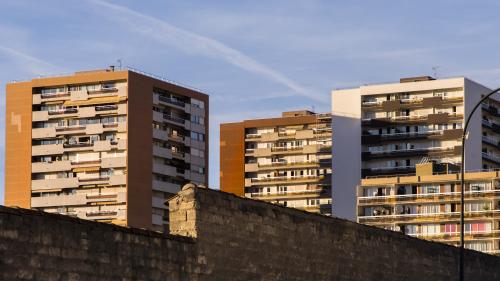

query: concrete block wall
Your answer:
[1,186,499,280]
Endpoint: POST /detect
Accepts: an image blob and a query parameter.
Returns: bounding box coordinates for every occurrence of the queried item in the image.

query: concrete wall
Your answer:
[331,88,361,220]
[463,78,480,171]
[2,186,500,281]
[464,78,492,170]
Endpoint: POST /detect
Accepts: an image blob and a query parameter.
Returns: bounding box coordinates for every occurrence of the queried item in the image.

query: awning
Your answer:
[63,96,126,107]
[73,166,100,172]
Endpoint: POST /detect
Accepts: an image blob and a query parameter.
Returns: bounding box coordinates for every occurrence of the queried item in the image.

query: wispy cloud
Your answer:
[0,45,65,75]
[86,0,323,102]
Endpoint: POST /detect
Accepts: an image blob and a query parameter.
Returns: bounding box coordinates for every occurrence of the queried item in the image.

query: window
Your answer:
[470,182,490,191]
[190,115,205,125]
[191,165,205,174]
[191,98,205,109]
[191,148,205,158]
[445,224,457,233]
[191,132,205,142]
[421,185,439,194]
[421,224,440,235]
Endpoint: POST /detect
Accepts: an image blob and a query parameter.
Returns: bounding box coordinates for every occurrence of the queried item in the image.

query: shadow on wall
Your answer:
[332,114,361,221]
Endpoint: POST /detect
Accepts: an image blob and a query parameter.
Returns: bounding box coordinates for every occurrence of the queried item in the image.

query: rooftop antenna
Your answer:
[432,66,440,78]
[117,59,123,70]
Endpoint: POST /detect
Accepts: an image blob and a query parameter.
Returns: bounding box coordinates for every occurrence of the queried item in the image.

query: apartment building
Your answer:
[5,68,208,232]
[220,110,332,215]
[331,76,497,220]
[357,162,500,255]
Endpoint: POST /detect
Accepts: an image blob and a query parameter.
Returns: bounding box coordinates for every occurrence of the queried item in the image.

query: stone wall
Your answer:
[0,206,198,281]
[1,186,500,280]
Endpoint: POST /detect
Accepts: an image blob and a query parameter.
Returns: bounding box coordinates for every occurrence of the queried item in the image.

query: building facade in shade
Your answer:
[331,76,498,220]
[220,110,332,215]
[5,68,208,232]
[357,162,500,255]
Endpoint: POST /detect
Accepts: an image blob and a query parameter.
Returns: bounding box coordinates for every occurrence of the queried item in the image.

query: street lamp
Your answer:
[459,87,500,281]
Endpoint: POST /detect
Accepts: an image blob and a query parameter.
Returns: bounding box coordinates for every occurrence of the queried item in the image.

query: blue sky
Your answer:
[1,0,500,204]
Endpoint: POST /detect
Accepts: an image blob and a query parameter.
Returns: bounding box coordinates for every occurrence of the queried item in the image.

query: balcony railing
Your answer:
[86,210,118,217]
[159,96,185,107]
[63,142,92,148]
[245,133,261,139]
[248,189,323,198]
[359,209,500,220]
[95,105,118,111]
[79,176,109,182]
[358,189,500,204]
[48,108,78,115]
[271,146,303,152]
[55,125,85,132]
[482,136,498,146]
[163,114,185,125]
[41,92,70,99]
[482,152,500,163]
[258,160,320,168]
[71,159,101,165]
[88,87,118,95]
[103,123,119,128]
[168,134,184,142]
[86,194,117,200]
[251,175,325,183]
[366,146,456,156]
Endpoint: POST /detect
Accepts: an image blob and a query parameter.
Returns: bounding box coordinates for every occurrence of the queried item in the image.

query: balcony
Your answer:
[363,146,460,160]
[55,125,86,134]
[88,87,118,95]
[362,113,463,127]
[250,175,328,186]
[362,129,463,144]
[32,160,72,173]
[169,134,185,143]
[70,159,101,166]
[482,136,499,147]
[85,210,118,218]
[358,209,500,224]
[31,177,79,191]
[361,96,463,110]
[41,92,70,99]
[159,96,185,107]
[358,189,500,206]
[95,104,118,111]
[86,193,118,203]
[256,160,322,171]
[31,194,86,208]
[163,113,185,125]
[271,146,303,154]
[152,180,181,194]
[247,188,324,200]
[362,166,415,178]
[48,108,78,116]
[482,103,500,117]
[78,176,109,184]
[32,143,65,156]
[482,152,500,164]
[63,142,93,149]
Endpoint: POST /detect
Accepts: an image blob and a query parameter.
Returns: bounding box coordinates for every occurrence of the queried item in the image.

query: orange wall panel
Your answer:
[5,82,33,208]
[220,123,245,196]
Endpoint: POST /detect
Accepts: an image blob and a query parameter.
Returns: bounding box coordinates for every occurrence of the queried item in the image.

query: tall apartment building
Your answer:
[358,162,500,255]
[5,68,208,232]
[220,110,332,215]
[331,76,497,220]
